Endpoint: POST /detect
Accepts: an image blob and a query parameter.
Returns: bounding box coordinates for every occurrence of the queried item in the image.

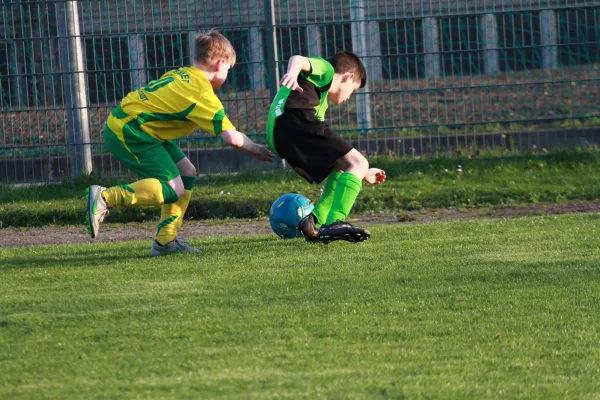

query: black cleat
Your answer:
[318,220,371,243]
[297,214,320,242]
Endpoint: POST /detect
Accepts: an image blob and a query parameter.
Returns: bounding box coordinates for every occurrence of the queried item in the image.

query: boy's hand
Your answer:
[252,144,274,162]
[222,129,274,162]
[280,73,304,92]
[364,168,386,185]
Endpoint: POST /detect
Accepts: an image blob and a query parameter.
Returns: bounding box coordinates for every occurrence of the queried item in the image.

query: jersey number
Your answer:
[143,77,174,93]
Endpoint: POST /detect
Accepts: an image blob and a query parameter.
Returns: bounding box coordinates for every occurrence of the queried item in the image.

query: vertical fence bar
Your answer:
[351,0,372,133]
[56,0,92,178]
[249,26,266,90]
[263,0,284,167]
[129,33,147,89]
[263,0,279,100]
[423,17,440,78]
[368,20,382,81]
[306,24,321,57]
[188,29,198,65]
[8,41,24,108]
[541,9,558,69]
[481,13,499,74]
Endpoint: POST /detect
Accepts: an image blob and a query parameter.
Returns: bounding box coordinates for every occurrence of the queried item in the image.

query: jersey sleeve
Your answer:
[302,57,335,87]
[185,91,235,136]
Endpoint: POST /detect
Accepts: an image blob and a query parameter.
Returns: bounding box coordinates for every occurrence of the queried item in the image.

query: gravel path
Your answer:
[1,201,599,249]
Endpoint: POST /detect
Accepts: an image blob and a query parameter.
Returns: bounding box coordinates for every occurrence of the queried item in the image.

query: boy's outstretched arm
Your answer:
[280,55,311,92]
[221,129,274,162]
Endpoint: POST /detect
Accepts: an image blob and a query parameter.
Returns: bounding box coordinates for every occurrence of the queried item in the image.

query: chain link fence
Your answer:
[1,0,600,182]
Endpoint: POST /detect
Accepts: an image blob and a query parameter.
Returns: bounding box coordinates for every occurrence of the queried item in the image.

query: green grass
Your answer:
[1,213,600,398]
[2,149,600,228]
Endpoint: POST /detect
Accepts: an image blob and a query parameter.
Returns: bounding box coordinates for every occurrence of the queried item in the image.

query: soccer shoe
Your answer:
[150,238,201,257]
[297,214,320,242]
[318,220,371,243]
[85,185,109,239]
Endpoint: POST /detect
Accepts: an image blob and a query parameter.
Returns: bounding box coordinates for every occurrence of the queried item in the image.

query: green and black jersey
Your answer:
[266,57,335,154]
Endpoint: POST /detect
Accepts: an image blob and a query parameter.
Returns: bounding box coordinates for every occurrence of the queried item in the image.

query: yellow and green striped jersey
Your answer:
[108,66,235,141]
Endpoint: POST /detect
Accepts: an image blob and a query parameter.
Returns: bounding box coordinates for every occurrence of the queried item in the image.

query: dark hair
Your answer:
[329,51,367,88]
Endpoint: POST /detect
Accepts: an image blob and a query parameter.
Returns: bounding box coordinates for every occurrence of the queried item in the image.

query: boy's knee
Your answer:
[336,149,369,177]
[350,151,369,173]
[181,164,196,177]
[166,179,185,200]
[358,155,369,171]
[177,158,197,177]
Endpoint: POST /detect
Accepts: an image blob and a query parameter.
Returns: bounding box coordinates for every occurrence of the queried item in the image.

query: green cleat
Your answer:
[85,185,109,239]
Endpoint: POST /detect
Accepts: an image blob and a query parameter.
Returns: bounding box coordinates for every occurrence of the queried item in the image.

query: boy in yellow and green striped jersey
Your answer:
[85,30,273,256]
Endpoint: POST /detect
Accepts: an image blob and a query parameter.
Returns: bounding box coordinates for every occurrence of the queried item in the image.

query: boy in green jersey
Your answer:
[266,51,386,243]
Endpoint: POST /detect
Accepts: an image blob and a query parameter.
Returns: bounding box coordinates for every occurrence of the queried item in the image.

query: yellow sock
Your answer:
[175,189,192,230]
[156,189,192,246]
[102,178,178,207]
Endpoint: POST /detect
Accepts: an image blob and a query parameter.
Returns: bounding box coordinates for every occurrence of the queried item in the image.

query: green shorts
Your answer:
[104,120,186,183]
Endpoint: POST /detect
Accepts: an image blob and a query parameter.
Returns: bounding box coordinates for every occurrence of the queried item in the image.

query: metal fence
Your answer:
[1,0,600,182]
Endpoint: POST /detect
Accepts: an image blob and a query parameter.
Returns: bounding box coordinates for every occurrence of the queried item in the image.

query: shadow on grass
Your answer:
[0,234,298,269]
[2,250,153,269]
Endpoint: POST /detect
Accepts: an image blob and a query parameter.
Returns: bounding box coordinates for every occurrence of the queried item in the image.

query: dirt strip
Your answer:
[1,201,599,249]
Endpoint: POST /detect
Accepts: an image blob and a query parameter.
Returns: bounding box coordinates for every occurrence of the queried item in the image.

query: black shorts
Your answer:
[273,109,352,184]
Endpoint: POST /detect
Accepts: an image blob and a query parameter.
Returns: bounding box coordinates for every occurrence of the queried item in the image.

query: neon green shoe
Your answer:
[85,185,109,239]
[150,238,201,257]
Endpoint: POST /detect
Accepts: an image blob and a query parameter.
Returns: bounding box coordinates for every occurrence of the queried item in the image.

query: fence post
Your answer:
[368,20,382,81]
[56,0,92,178]
[481,14,499,74]
[423,17,441,78]
[351,0,373,133]
[263,0,285,168]
[8,41,25,107]
[306,25,322,57]
[188,30,197,65]
[129,34,148,89]
[249,26,266,89]
[541,9,558,69]
[263,0,279,100]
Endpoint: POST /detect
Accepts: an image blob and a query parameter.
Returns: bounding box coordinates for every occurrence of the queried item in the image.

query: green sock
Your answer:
[325,172,362,225]
[311,171,341,227]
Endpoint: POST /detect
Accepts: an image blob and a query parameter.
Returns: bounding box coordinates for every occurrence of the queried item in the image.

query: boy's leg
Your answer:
[155,152,197,247]
[86,124,181,239]
[102,178,178,208]
[86,177,178,239]
[324,172,362,224]
[326,148,368,224]
[297,170,342,241]
[318,149,371,243]
[311,170,341,226]
[102,124,181,207]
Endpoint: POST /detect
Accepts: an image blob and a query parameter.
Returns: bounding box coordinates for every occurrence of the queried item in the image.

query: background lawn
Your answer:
[2,150,600,228]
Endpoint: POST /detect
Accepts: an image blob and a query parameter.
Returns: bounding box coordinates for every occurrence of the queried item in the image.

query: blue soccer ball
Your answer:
[269,193,314,239]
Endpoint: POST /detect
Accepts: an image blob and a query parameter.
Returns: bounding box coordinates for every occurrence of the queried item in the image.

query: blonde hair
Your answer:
[194,29,236,65]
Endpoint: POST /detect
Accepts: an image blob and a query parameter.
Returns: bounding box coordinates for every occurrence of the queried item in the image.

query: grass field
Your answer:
[2,149,600,228]
[1,213,599,399]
